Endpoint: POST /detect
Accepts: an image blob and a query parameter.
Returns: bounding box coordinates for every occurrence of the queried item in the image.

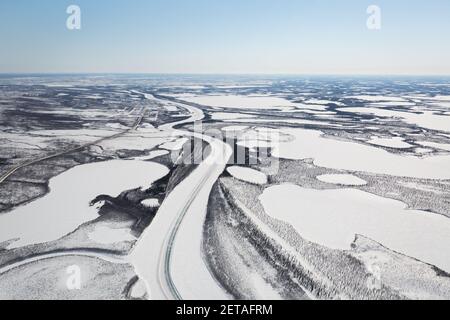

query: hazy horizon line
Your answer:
[1,72,450,78]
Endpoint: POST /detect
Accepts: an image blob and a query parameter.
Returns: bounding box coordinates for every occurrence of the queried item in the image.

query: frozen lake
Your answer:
[317,174,367,186]
[231,126,450,179]
[0,160,169,249]
[227,166,268,185]
[272,128,450,179]
[182,95,296,110]
[260,184,450,273]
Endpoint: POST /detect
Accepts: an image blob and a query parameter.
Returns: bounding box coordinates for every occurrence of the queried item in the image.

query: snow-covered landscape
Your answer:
[0,75,449,300]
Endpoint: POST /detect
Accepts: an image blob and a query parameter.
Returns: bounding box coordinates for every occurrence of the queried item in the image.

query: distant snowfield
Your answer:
[0,160,169,249]
[272,128,450,179]
[35,109,116,118]
[100,135,170,151]
[417,141,450,152]
[227,166,268,185]
[415,147,433,154]
[88,225,135,244]
[227,118,343,128]
[368,136,413,149]
[293,104,329,111]
[317,174,367,186]
[337,107,450,133]
[105,123,129,130]
[160,137,189,151]
[346,95,408,102]
[211,112,255,120]
[164,93,197,98]
[431,95,450,101]
[304,99,346,106]
[410,95,450,102]
[260,184,450,273]
[221,125,249,132]
[432,101,450,108]
[370,101,416,107]
[229,126,449,179]
[2,129,122,150]
[30,129,117,138]
[215,85,269,89]
[132,149,170,161]
[181,95,296,110]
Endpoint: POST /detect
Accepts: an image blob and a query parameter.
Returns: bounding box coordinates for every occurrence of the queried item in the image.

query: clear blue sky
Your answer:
[0,0,449,75]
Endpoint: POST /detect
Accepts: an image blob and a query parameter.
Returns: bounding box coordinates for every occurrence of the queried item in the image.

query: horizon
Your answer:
[1,0,449,75]
[1,72,450,78]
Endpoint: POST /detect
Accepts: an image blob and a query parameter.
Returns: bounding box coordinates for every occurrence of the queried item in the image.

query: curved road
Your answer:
[0,109,146,273]
[0,249,128,276]
[0,94,230,300]
[131,94,232,300]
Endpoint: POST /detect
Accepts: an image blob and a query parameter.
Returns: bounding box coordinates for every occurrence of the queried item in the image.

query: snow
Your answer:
[234,127,291,151]
[238,140,274,150]
[227,118,342,127]
[141,198,160,208]
[160,137,189,151]
[30,129,116,138]
[417,141,450,151]
[105,123,129,130]
[0,133,51,150]
[426,95,450,101]
[164,104,179,112]
[370,101,416,107]
[317,174,367,186]
[129,279,148,299]
[432,102,450,109]
[100,135,170,151]
[352,235,450,300]
[227,166,268,185]
[304,99,345,106]
[181,95,296,110]
[211,112,255,120]
[88,226,135,244]
[259,184,450,273]
[165,93,197,98]
[221,126,249,132]
[132,96,232,300]
[216,85,268,89]
[415,147,433,154]
[1,129,123,150]
[368,136,413,149]
[132,150,170,161]
[346,95,407,102]
[247,273,283,300]
[0,160,169,249]
[44,84,74,88]
[83,95,103,100]
[399,181,445,194]
[337,107,450,133]
[270,128,450,179]
[294,104,329,111]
